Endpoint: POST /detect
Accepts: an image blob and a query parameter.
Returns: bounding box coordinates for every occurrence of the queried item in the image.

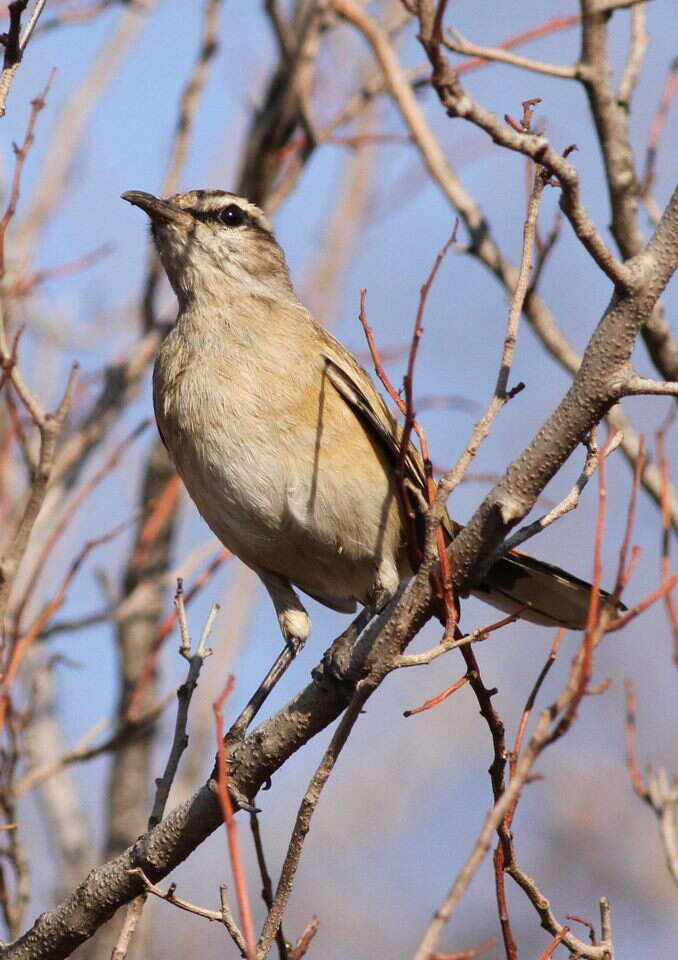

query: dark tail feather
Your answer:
[472,551,625,630]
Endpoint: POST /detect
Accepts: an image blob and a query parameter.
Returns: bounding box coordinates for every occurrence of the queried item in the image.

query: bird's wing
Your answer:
[318,328,619,631]
[320,333,428,495]
[151,377,169,451]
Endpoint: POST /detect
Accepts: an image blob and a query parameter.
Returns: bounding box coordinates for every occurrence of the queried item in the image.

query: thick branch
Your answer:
[452,184,678,592]
[334,0,674,524]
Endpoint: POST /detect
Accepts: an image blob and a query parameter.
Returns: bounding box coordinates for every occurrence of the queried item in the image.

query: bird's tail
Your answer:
[472,550,624,630]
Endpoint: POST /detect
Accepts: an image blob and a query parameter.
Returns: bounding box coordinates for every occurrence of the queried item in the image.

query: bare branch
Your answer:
[336,0,672,525]
[413,12,630,287]
[444,28,577,80]
[617,3,648,108]
[213,678,256,959]
[257,686,370,957]
[16,695,173,796]
[0,359,78,622]
[0,69,55,276]
[395,607,526,670]
[126,867,232,925]
[624,680,678,885]
[493,431,623,557]
[148,587,217,828]
[622,375,678,396]
[0,0,48,118]
[431,166,545,521]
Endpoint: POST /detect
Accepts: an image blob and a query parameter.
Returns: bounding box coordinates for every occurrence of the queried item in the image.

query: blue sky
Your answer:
[3,2,677,956]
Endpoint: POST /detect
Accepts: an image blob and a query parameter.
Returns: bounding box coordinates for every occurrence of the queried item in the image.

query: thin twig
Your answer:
[12,420,149,636]
[430,936,499,960]
[126,867,238,925]
[641,55,678,214]
[257,687,370,957]
[0,68,55,275]
[16,693,173,796]
[413,444,618,960]
[250,812,289,960]
[395,606,529,669]
[493,431,623,561]
[656,419,678,658]
[444,26,577,80]
[149,586,218,827]
[432,165,545,526]
[288,914,320,960]
[214,677,256,959]
[624,679,678,886]
[617,2,648,108]
[403,674,469,717]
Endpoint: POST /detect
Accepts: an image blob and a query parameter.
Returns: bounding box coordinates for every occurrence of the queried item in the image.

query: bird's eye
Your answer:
[218,204,245,227]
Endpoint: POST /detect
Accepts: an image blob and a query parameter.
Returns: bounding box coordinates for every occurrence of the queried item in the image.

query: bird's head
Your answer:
[121,189,292,306]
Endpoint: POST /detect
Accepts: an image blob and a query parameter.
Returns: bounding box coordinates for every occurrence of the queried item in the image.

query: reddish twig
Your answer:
[399,228,456,474]
[656,420,678,658]
[214,677,256,960]
[494,629,562,960]
[0,68,55,278]
[614,436,646,596]
[399,229,457,622]
[0,515,135,732]
[585,677,611,697]
[7,242,112,297]
[606,574,678,633]
[492,836,517,960]
[511,629,565,781]
[550,442,613,744]
[641,55,678,197]
[455,16,581,76]
[130,471,183,570]
[566,913,597,945]
[403,673,468,717]
[358,288,404,413]
[359,258,459,632]
[288,915,320,960]
[538,927,571,959]
[126,547,230,721]
[505,96,542,134]
[430,936,498,960]
[12,420,149,636]
[624,679,648,800]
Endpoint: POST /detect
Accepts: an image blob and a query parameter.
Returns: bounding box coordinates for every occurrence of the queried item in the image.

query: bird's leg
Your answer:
[228,571,310,741]
[258,569,312,647]
[228,638,304,742]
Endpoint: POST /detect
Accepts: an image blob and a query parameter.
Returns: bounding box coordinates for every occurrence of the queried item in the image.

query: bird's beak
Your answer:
[121,190,191,227]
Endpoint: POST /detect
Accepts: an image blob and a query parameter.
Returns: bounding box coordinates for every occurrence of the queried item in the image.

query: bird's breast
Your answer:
[152,325,405,602]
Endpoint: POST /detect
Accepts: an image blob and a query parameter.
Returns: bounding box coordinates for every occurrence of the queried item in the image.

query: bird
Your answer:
[121,187,615,651]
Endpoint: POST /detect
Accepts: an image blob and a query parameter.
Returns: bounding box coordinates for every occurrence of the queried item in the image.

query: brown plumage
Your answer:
[122,188,618,644]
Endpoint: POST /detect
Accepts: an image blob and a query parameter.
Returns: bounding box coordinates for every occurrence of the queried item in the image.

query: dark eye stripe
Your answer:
[188,205,272,238]
[190,208,235,225]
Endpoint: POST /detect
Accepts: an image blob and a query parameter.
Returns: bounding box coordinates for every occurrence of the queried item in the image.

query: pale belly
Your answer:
[154,357,405,606]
